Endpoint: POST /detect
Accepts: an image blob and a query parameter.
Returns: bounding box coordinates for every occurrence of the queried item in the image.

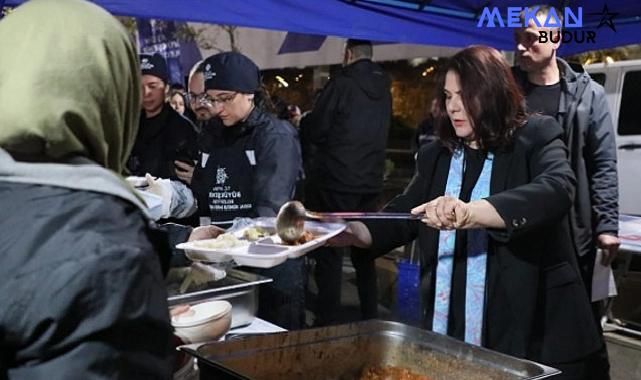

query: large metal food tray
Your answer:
[184,320,560,380]
[166,268,272,328]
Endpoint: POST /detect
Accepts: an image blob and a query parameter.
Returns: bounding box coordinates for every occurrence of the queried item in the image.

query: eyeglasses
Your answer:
[187,92,238,107]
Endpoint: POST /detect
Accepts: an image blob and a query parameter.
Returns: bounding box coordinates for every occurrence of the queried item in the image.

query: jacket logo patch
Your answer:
[216,167,229,185]
[245,150,256,166]
[201,152,209,168]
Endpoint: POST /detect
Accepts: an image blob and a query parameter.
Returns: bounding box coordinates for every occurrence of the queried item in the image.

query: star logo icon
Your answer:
[589,4,619,32]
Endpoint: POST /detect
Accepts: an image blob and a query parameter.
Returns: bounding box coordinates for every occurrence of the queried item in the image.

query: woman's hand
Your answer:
[411,197,504,230]
[326,221,373,248]
[412,196,466,229]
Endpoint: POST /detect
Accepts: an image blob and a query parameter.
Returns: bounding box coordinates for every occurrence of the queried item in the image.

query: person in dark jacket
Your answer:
[413,98,438,153]
[301,39,392,325]
[183,59,217,130]
[330,46,605,380]
[190,52,305,329]
[128,53,199,181]
[0,0,175,377]
[175,60,212,185]
[512,6,619,320]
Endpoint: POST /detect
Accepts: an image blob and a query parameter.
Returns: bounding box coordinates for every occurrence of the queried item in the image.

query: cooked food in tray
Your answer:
[359,365,432,380]
[284,230,316,246]
[191,233,248,249]
[242,226,273,241]
[255,228,326,247]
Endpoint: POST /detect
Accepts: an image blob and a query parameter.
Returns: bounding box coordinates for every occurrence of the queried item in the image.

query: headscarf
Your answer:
[0,0,140,175]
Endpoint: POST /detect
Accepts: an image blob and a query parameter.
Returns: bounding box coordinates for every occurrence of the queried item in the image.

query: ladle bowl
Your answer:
[275,201,307,244]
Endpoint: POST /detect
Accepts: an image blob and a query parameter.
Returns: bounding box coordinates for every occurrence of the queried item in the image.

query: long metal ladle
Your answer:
[275,201,425,244]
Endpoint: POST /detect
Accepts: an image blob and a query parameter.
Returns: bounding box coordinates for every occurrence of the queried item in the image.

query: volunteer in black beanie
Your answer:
[191,52,305,329]
[140,53,169,84]
[127,53,198,188]
[200,52,262,126]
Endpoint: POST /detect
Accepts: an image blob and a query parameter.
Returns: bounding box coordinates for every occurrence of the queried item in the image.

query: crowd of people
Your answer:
[0,1,620,379]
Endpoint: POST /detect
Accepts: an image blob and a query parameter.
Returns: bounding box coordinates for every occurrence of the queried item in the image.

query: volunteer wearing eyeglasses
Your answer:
[190,52,305,329]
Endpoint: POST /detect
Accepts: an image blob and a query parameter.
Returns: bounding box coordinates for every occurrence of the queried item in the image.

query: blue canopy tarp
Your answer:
[3,0,640,55]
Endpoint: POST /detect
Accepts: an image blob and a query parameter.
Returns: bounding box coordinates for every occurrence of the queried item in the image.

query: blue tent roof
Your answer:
[3,0,640,55]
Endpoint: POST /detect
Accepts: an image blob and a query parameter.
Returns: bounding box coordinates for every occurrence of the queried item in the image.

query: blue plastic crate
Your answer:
[395,259,421,324]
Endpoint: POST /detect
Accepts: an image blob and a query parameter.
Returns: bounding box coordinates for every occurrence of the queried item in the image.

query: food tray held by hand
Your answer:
[175,218,346,268]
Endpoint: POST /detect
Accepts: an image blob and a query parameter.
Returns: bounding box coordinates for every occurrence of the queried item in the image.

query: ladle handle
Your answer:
[305,212,425,220]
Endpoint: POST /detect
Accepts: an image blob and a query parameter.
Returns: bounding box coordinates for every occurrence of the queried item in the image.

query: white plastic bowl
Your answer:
[172,300,232,343]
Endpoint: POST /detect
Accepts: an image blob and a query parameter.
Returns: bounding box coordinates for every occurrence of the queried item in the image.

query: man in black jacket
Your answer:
[128,53,198,181]
[513,6,617,378]
[302,39,392,325]
[513,6,620,305]
[175,60,214,185]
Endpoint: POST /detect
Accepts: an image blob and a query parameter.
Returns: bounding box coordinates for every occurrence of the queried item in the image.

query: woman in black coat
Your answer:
[332,46,607,379]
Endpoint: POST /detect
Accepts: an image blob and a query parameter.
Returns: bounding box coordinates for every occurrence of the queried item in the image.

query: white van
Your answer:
[585,60,641,216]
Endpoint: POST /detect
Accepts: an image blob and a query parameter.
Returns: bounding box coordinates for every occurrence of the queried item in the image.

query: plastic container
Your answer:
[172,300,232,343]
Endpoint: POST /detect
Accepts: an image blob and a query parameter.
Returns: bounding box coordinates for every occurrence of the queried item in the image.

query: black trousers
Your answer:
[245,257,306,330]
[306,187,379,326]
[576,250,611,380]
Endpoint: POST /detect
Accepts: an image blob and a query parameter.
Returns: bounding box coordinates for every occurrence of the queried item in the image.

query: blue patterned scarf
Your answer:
[432,147,493,346]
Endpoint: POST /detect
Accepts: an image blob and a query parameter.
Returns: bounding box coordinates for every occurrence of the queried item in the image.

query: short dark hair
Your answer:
[346,39,372,59]
[434,45,527,152]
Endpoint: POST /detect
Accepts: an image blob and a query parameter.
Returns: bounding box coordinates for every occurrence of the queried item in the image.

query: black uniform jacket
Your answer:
[193,108,302,218]
[513,59,619,259]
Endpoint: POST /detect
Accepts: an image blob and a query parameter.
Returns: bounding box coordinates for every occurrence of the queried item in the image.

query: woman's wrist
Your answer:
[468,200,505,229]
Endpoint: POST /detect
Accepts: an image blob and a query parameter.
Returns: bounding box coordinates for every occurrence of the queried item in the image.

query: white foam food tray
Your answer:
[176,218,346,268]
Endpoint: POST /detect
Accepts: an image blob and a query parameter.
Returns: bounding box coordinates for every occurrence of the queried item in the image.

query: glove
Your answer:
[145,173,173,218]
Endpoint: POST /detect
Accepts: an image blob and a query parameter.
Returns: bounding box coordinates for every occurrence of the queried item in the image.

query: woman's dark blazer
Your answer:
[365,115,602,365]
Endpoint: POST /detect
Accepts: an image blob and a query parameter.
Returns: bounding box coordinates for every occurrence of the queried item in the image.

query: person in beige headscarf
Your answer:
[0,0,218,377]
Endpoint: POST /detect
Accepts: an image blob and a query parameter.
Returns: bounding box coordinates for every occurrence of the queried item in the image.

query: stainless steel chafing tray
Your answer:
[166,268,272,328]
[184,320,560,380]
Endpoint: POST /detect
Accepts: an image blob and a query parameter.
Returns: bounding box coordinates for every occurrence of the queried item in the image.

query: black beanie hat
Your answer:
[140,53,169,83]
[203,52,260,93]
